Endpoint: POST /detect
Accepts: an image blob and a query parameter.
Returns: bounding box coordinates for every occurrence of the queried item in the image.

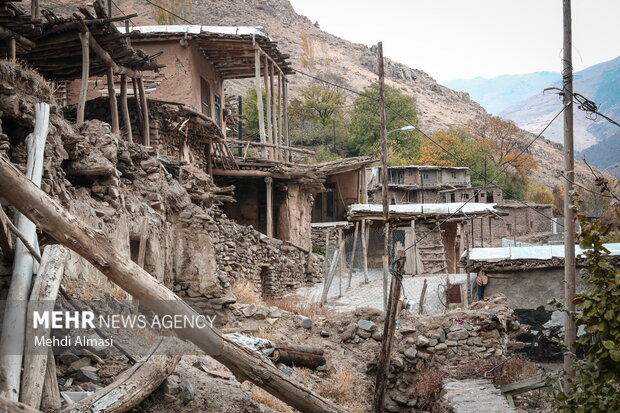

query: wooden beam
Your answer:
[77,32,89,124]
[85,27,143,78]
[265,176,273,237]
[137,77,150,146]
[7,37,15,61]
[270,63,278,161]
[106,68,120,135]
[361,219,369,283]
[0,25,35,50]
[119,74,133,143]
[254,47,267,158]
[283,77,290,162]
[0,157,345,413]
[20,245,68,409]
[264,56,272,160]
[347,221,359,288]
[0,103,49,402]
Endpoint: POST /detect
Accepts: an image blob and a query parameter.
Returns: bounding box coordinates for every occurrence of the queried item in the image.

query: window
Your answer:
[461,193,469,200]
[200,78,211,117]
[451,172,457,179]
[214,94,222,127]
[422,172,429,180]
[407,169,413,177]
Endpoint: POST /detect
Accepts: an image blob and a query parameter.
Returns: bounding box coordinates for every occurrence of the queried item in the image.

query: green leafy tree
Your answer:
[555,182,620,412]
[348,83,419,164]
[300,85,345,127]
[241,88,265,138]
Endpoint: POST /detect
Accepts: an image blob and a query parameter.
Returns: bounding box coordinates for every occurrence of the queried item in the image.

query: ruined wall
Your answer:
[1,62,320,311]
[375,296,525,412]
[277,182,313,251]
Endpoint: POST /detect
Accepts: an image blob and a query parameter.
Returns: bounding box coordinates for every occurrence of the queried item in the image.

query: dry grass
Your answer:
[410,366,447,409]
[316,365,370,412]
[450,355,538,386]
[0,60,56,103]
[232,280,263,305]
[266,296,330,319]
[250,385,294,413]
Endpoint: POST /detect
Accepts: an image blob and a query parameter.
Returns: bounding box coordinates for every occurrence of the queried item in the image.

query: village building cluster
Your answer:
[0,0,611,412]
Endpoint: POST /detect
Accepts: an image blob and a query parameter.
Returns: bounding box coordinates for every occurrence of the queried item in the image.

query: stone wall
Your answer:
[381,296,525,411]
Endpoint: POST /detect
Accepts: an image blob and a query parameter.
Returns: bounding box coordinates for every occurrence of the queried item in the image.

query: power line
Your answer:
[142,0,194,25]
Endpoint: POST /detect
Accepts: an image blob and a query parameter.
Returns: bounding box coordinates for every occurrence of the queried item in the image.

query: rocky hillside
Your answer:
[500,56,620,151]
[443,72,560,115]
[43,0,607,189]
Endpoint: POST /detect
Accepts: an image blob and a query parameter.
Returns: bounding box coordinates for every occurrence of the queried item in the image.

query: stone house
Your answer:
[461,243,620,360]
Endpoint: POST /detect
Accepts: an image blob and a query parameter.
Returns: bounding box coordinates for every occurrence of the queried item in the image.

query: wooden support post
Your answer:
[361,219,369,283]
[206,143,213,175]
[0,157,346,413]
[377,41,390,311]
[137,77,149,146]
[265,176,273,238]
[119,74,133,143]
[106,68,120,135]
[488,216,493,248]
[8,37,15,61]
[419,278,427,315]
[277,73,283,162]
[322,229,331,277]
[480,217,484,247]
[132,77,142,138]
[77,32,89,125]
[373,252,403,413]
[470,218,475,249]
[20,245,68,409]
[271,64,279,161]
[254,47,267,158]
[321,237,343,304]
[264,57,273,160]
[283,77,290,162]
[0,103,49,402]
[31,0,40,20]
[347,222,359,288]
[337,229,344,298]
[41,347,61,411]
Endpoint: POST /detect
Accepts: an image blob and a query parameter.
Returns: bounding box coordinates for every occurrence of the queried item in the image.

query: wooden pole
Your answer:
[347,222,359,288]
[40,347,61,410]
[277,73,283,162]
[0,103,49,402]
[265,176,273,238]
[488,216,492,248]
[418,278,428,314]
[20,245,68,409]
[106,68,120,135]
[8,37,15,61]
[137,77,149,146]
[479,217,484,247]
[378,41,389,311]
[361,219,369,283]
[562,0,576,390]
[372,253,403,413]
[264,57,273,160]
[270,64,279,161]
[411,219,418,275]
[254,47,267,158]
[283,77,290,162]
[322,229,331,277]
[337,229,344,298]
[119,74,133,143]
[0,158,346,413]
[77,32,89,125]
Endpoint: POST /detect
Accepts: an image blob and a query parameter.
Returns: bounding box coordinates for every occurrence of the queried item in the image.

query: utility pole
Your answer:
[562,0,576,391]
[378,42,389,311]
[372,41,403,413]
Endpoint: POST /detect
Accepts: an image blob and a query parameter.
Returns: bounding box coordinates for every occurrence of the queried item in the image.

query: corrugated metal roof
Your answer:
[349,202,498,215]
[126,25,270,39]
[463,243,620,261]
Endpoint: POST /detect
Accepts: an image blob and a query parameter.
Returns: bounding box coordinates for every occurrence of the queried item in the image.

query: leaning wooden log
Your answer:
[278,344,324,356]
[119,74,133,143]
[0,103,49,402]
[20,245,68,409]
[0,158,346,413]
[270,348,326,370]
[77,32,89,124]
[0,207,41,262]
[0,207,14,260]
[40,347,62,411]
[61,338,181,413]
[0,396,42,413]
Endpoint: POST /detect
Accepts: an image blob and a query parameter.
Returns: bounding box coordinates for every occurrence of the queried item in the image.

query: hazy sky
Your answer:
[288,0,620,83]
